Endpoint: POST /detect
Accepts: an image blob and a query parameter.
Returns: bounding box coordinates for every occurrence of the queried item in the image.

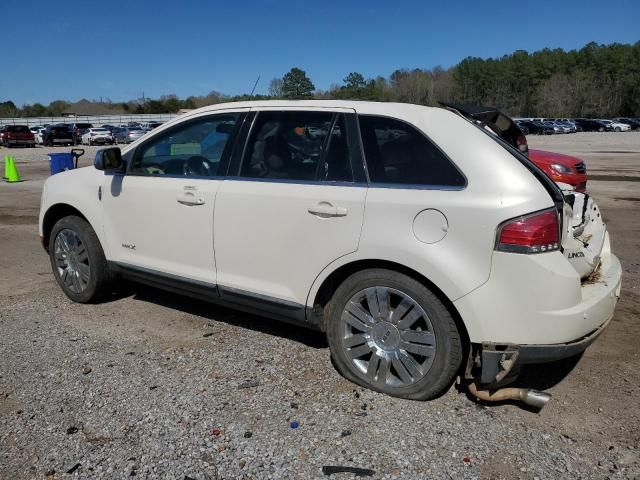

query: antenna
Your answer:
[250,75,261,96]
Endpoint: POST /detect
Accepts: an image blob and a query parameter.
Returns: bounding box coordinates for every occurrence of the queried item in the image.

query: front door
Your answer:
[101,110,246,285]
[214,108,367,308]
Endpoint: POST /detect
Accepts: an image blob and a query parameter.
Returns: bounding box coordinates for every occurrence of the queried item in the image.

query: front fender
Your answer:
[39,167,107,256]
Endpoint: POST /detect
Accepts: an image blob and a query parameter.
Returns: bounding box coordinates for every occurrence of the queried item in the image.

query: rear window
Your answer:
[92,129,109,133]
[358,115,465,187]
[75,123,92,129]
[7,126,30,133]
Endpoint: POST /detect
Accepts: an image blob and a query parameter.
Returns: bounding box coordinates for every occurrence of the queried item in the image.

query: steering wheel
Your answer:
[183,156,214,176]
[143,163,165,175]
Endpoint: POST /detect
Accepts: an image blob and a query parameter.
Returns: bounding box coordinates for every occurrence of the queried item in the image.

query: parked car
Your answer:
[34,127,46,145]
[528,149,587,192]
[553,120,577,133]
[42,125,74,146]
[39,100,621,404]
[573,118,607,132]
[114,127,145,144]
[598,119,630,132]
[612,118,640,130]
[517,120,554,135]
[71,123,94,145]
[30,126,43,135]
[81,128,114,146]
[541,121,562,134]
[0,125,35,147]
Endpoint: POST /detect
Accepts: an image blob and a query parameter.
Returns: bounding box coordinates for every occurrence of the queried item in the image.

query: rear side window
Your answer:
[358,115,465,187]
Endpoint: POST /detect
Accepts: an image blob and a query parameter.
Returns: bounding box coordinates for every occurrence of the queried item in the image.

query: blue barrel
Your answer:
[48,153,75,175]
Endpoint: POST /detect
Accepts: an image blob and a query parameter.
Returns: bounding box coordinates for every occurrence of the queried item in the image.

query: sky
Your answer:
[2,0,639,106]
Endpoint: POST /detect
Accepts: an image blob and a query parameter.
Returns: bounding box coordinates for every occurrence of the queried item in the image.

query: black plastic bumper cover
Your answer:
[479,316,612,384]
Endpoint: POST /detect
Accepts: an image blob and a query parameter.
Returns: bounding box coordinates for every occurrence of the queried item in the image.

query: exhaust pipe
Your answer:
[468,382,552,409]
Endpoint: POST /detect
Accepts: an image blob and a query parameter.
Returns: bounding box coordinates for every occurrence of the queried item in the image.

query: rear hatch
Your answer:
[442,103,606,280]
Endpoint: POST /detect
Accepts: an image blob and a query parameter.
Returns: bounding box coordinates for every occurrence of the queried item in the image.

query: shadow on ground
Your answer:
[118,283,329,349]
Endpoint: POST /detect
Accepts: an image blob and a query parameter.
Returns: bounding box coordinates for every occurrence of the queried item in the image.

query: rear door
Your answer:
[101,110,247,284]
[213,108,367,312]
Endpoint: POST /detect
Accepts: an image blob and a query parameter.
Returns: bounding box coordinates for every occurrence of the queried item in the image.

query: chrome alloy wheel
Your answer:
[54,228,90,293]
[340,287,437,388]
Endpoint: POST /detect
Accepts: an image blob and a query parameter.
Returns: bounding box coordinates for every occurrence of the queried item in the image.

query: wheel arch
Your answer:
[42,203,90,252]
[310,259,470,353]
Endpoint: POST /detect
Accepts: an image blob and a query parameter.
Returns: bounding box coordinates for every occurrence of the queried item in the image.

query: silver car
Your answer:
[114,127,145,144]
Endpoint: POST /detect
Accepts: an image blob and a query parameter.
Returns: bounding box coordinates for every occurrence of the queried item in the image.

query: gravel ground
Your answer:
[1,134,639,479]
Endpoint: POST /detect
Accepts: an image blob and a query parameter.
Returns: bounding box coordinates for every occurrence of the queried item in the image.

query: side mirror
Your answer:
[94,147,124,172]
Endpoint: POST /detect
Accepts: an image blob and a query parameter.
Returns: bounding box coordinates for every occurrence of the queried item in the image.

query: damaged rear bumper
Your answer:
[478,314,613,384]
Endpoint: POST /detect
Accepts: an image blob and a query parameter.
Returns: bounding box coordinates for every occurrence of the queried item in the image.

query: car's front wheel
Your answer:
[49,215,113,303]
[326,269,463,400]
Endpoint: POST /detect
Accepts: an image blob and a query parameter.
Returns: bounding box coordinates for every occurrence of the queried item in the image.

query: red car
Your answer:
[0,125,36,148]
[528,149,587,192]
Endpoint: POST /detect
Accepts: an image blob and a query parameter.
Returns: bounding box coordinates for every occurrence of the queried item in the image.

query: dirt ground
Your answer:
[0,134,639,479]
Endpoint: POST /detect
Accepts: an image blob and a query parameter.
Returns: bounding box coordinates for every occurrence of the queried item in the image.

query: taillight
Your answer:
[495,208,560,254]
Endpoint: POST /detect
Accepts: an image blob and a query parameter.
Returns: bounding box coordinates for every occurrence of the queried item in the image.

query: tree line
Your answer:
[2,41,638,119]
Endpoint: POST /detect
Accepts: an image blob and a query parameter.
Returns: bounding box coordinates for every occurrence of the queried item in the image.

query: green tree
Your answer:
[47,100,71,116]
[343,72,366,90]
[281,68,315,99]
[0,101,18,117]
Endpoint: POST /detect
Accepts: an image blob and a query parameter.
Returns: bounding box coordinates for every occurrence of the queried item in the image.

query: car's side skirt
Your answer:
[108,262,319,330]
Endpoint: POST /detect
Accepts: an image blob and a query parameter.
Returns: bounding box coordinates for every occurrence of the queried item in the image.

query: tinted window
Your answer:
[130,113,239,177]
[7,126,30,132]
[240,111,333,181]
[359,115,464,187]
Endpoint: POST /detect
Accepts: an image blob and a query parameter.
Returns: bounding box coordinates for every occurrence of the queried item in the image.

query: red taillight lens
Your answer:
[496,208,560,254]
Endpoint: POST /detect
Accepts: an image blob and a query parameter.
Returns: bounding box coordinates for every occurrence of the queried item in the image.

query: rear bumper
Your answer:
[455,235,622,345]
[478,314,613,384]
[457,233,622,385]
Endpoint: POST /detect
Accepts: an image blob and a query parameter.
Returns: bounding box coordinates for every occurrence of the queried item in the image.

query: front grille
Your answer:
[575,162,586,173]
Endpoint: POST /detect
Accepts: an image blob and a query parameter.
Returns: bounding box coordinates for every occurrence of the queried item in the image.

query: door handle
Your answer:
[307,203,348,218]
[177,193,205,206]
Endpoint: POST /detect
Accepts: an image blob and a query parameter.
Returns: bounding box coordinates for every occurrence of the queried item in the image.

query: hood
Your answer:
[528,149,581,167]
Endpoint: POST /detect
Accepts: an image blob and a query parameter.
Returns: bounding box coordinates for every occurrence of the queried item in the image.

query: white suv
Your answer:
[39,101,621,401]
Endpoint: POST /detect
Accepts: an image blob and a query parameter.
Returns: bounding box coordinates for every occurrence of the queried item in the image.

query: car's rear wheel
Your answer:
[326,269,463,400]
[49,215,113,303]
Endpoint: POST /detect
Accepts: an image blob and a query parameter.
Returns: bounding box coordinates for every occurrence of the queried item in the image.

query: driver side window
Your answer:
[130,113,240,177]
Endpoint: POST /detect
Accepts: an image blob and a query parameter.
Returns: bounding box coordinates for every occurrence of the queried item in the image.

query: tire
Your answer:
[48,215,114,303]
[325,268,463,400]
